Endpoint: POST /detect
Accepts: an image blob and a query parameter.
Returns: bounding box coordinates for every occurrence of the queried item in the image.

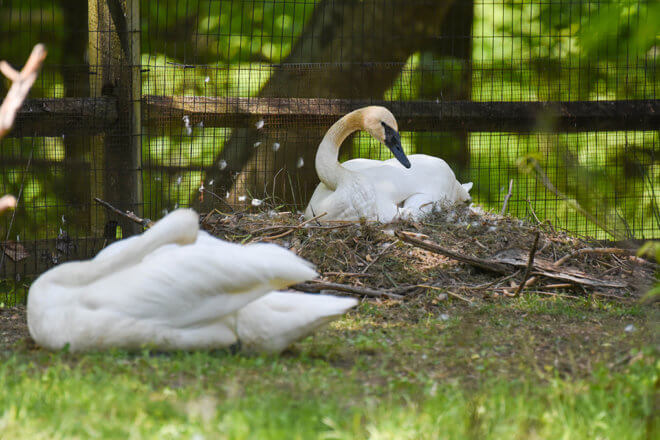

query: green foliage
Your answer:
[0,1,658,240]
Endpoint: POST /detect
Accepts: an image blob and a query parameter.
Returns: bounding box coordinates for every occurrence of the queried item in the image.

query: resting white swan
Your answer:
[27,209,357,353]
[304,106,472,222]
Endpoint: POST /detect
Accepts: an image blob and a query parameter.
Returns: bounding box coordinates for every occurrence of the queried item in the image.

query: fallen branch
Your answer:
[513,231,540,297]
[554,247,636,267]
[398,230,627,289]
[292,280,403,300]
[93,197,154,228]
[542,283,573,289]
[395,230,511,274]
[0,44,47,138]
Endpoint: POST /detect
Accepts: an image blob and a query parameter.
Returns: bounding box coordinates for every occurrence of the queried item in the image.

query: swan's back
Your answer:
[314,154,472,221]
[27,210,330,352]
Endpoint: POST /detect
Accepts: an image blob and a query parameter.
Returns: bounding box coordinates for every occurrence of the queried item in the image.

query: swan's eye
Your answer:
[381,122,399,145]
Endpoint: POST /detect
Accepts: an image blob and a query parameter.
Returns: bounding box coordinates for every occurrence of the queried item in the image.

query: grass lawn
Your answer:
[0,294,657,439]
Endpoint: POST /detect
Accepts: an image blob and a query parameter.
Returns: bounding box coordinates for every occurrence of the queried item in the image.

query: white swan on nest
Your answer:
[27,209,357,353]
[304,106,472,222]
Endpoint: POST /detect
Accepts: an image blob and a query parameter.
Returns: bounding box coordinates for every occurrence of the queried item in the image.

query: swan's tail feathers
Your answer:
[236,292,358,353]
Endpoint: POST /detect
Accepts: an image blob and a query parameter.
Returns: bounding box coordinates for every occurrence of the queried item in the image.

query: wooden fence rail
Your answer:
[8,97,660,137]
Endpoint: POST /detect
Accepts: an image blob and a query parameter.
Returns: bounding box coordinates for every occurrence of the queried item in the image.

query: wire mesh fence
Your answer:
[1,0,658,303]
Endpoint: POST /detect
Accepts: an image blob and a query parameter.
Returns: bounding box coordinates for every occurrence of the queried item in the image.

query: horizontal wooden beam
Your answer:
[9,97,117,137]
[144,96,660,132]
[8,96,660,136]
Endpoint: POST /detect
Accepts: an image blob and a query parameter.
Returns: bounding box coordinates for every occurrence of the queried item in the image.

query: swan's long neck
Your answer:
[315,109,364,190]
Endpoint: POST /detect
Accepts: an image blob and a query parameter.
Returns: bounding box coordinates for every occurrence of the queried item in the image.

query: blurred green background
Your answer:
[0,0,658,250]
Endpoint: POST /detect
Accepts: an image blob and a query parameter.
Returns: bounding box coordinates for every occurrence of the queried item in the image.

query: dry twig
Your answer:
[0,44,47,138]
[292,280,403,300]
[395,230,510,273]
[513,231,540,296]
[553,247,636,267]
[94,197,155,228]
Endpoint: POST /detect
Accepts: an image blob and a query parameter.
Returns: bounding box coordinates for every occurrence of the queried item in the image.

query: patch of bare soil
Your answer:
[0,305,28,349]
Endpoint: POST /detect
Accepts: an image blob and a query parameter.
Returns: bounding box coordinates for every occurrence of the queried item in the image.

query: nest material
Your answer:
[200,205,656,303]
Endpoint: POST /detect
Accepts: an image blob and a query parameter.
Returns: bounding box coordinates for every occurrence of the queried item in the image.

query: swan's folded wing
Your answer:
[93,209,199,265]
[81,237,317,328]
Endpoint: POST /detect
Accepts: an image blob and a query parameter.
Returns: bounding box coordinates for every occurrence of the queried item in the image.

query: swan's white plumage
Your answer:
[305,107,472,222]
[27,209,357,352]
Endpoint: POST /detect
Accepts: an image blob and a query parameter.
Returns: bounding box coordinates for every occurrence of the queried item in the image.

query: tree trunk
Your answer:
[197,0,457,210]
[414,0,473,179]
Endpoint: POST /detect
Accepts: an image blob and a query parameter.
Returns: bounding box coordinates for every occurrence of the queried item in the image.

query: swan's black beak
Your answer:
[381,122,411,168]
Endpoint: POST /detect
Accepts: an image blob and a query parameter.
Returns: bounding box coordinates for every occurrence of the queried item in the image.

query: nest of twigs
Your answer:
[200,204,657,304]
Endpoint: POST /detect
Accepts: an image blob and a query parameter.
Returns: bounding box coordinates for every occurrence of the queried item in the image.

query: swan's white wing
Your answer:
[237,292,358,353]
[81,235,317,329]
[93,209,199,265]
[341,158,384,172]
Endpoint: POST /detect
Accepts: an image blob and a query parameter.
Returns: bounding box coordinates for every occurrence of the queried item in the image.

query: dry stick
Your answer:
[292,280,403,300]
[543,283,573,289]
[93,197,154,228]
[257,213,330,241]
[395,230,510,274]
[201,189,235,212]
[526,198,542,225]
[513,231,541,297]
[0,44,48,138]
[530,290,582,300]
[260,228,297,241]
[553,247,636,267]
[252,212,328,235]
[361,241,396,273]
[500,179,514,216]
[419,284,473,304]
[472,270,521,290]
[324,272,374,278]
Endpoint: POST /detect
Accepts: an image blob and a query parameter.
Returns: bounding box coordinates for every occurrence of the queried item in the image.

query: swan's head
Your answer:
[361,106,411,169]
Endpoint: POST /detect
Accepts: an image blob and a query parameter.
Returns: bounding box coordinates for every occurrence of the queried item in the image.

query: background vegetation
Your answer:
[0,0,658,241]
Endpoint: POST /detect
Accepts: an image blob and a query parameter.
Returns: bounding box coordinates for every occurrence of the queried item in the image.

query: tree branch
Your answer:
[0,44,47,139]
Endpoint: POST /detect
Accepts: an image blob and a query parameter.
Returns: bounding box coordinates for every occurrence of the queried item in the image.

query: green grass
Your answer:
[0,297,657,439]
